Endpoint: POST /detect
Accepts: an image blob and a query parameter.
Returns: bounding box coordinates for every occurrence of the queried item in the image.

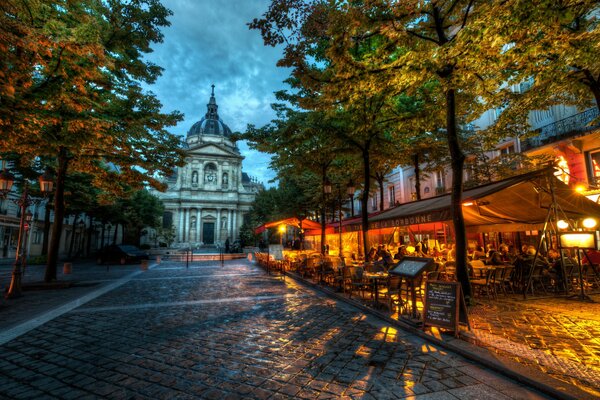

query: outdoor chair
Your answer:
[334,265,351,292]
[305,255,322,279]
[377,275,403,312]
[491,266,506,296]
[471,267,495,299]
[528,264,551,295]
[348,266,373,300]
[500,264,515,294]
[583,263,600,288]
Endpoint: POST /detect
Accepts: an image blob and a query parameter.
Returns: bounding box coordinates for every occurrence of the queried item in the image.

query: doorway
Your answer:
[203,222,215,244]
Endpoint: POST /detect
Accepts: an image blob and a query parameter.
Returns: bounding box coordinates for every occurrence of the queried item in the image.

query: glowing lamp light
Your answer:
[278,225,286,233]
[575,184,586,193]
[462,201,474,207]
[582,218,597,229]
[559,232,596,249]
[557,220,569,230]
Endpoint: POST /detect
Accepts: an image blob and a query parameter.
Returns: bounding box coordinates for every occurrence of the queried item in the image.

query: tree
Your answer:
[244,99,350,254]
[251,1,515,301]
[0,1,185,281]
[487,0,600,120]
[119,190,164,246]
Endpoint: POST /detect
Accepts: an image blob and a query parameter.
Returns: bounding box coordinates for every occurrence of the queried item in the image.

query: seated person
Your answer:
[394,245,409,260]
[472,245,486,260]
[446,244,456,262]
[488,244,511,265]
[412,242,426,257]
[366,246,378,262]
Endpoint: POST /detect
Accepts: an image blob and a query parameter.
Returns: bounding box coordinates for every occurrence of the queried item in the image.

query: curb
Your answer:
[277,268,597,400]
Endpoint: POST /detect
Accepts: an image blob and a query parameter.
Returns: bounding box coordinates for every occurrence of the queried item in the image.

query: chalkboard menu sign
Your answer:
[423,280,470,336]
[389,257,435,278]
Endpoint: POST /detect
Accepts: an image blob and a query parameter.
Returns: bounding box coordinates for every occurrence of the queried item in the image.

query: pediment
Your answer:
[186,143,242,159]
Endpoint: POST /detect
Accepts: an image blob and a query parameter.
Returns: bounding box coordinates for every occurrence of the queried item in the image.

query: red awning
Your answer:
[254,217,322,234]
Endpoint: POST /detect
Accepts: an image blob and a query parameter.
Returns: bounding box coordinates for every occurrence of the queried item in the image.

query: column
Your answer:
[228,209,233,238]
[233,210,238,240]
[196,208,201,243]
[184,208,189,243]
[216,208,222,242]
[178,208,184,243]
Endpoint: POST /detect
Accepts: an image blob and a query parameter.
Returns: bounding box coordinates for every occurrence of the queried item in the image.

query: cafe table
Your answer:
[363,271,389,308]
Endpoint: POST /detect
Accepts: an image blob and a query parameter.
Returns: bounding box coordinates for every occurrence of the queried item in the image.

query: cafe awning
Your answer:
[254,217,322,235]
[364,167,600,233]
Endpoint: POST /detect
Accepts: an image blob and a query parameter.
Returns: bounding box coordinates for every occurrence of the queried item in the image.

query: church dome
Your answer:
[187,85,233,138]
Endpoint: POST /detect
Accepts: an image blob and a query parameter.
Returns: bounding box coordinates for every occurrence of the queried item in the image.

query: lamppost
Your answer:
[557,217,598,302]
[0,169,54,298]
[347,180,355,217]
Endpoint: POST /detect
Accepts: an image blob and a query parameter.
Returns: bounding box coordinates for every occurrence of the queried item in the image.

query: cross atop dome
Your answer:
[186,85,233,139]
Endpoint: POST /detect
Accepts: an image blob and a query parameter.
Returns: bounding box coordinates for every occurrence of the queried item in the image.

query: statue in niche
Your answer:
[222,173,228,188]
[192,171,198,184]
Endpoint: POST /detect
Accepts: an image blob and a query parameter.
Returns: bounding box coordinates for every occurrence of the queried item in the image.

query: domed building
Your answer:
[154,86,262,248]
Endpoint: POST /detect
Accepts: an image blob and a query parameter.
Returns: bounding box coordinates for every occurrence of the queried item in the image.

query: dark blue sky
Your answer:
[145,0,289,186]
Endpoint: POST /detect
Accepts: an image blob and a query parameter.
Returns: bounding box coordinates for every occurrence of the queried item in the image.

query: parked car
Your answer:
[97,244,149,265]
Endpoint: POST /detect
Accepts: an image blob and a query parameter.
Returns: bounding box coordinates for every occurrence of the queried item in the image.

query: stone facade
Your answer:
[153,86,261,248]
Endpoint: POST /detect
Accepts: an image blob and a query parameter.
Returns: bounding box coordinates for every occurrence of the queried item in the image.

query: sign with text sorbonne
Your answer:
[338,209,451,233]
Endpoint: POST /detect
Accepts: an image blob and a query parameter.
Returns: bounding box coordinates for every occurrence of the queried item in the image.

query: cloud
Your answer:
[144,0,289,186]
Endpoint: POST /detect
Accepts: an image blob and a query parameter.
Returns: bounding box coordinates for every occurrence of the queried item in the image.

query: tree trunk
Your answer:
[45,147,68,282]
[378,175,385,211]
[100,223,106,249]
[361,147,370,258]
[590,81,600,113]
[321,167,327,255]
[68,215,78,259]
[413,154,422,201]
[41,201,52,256]
[113,223,118,244]
[85,216,93,257]
[446,88,472,301]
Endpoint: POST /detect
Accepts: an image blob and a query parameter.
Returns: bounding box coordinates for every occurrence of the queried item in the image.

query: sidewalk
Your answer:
[0,260,140,332]
[468,293,600,393]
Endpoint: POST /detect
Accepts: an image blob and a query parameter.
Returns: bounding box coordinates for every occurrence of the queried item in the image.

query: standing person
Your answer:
[225,238,230,253]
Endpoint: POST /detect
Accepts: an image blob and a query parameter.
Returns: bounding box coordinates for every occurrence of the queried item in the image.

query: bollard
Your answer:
[63,262,72,274]
[156,255,161,264]
[141,259,149,271]
[247,253,253,262]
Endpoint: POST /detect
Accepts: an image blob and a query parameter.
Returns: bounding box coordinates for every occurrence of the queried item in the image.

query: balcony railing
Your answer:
[522,107,600,151]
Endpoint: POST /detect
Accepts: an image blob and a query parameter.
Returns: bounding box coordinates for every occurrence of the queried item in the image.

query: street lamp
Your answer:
[346,179,355,217]
[0,169,54,299]
[279,225,285,246]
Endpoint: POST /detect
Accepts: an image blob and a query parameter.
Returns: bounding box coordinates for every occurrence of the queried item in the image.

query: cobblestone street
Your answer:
[0,260,549,399]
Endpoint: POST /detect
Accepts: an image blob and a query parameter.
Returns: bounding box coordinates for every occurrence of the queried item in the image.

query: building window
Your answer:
[388,186,395,206]
[589,151,600,186]
[435,171,446,190]
[32,231,42,244]
[500,144,515,155]
[371,195,377,210]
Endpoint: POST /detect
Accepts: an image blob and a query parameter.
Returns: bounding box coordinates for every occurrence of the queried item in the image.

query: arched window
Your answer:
[204,163,217,184]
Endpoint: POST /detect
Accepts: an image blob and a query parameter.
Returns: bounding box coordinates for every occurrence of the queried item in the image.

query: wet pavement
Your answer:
[468,293,600,395]
[0,260,550,399]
